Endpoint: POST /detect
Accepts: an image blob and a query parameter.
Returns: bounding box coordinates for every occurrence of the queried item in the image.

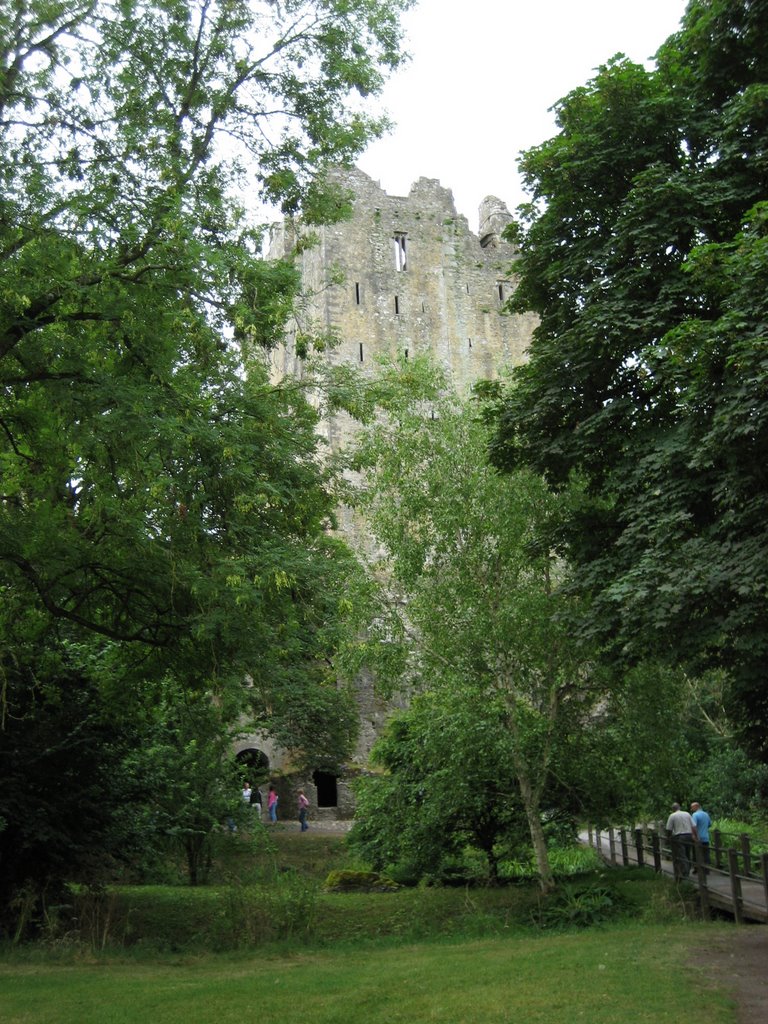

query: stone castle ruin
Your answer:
[235,167,536,820]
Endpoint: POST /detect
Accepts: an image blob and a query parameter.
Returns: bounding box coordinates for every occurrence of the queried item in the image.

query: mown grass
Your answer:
[0,924,736,1024]
[0,830,739,1023]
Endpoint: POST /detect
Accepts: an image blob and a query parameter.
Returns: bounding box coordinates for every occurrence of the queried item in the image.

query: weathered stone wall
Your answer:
[251,168,536,815]
[270,166,535,417]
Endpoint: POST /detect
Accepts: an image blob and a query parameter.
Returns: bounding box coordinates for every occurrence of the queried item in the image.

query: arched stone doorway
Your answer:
[236,747,270,783]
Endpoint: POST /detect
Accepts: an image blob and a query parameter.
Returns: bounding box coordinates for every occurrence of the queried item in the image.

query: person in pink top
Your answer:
[267,784,279,823]
[298,789,310,832]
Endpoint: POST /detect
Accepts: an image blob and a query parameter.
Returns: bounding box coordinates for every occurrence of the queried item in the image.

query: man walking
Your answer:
[690,801,712,864]
[665,802,698,879]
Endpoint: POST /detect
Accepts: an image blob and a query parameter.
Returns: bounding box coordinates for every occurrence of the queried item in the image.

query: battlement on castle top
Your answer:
[269,166,535,396]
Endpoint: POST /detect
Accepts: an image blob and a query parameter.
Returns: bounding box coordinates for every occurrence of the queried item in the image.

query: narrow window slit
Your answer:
[393,233,407,271]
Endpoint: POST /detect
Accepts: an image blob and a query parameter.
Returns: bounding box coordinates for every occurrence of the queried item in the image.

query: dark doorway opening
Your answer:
[312,771,338,808]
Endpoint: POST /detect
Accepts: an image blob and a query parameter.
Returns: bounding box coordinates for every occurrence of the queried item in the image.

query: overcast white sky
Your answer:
[357,0,689,229]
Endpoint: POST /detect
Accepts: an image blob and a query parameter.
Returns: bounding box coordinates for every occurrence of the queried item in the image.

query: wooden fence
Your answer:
[584,824,768,923]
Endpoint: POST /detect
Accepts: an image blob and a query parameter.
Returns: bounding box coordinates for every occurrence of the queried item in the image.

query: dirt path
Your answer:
[691,927,768,1023]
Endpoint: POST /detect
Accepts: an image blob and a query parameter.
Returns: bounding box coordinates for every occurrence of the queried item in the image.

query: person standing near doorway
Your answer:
[298,789,310,832]
[251,785,263,820]
[268,784,279,823]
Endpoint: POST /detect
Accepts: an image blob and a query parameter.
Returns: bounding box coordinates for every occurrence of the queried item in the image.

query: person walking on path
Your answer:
[268,784,279,823]
[298,789,310,832]
[690,801,712,864]
[666,802,698,879]
[242,782,252,805]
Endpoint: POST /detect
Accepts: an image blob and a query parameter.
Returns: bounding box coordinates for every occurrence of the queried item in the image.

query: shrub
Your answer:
[536,882,630,930]
[384,861,422,887]
[324,870,399,893]
[216,873,319,948]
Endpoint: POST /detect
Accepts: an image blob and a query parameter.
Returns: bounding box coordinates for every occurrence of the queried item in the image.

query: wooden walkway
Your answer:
[581,827,768,924]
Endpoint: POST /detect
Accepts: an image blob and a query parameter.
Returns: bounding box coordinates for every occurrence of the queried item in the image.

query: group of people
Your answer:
[239,782,310,830]
[665,800,712,878]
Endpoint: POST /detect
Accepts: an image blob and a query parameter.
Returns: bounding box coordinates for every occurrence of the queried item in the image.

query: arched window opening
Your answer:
[236,748,269,782]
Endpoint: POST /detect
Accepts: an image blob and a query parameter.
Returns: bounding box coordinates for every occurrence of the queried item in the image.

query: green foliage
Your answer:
[219,873,320,948]
[501,844,601,880]
[348,696,531,884]
[116,679,250,887]
[0,638,140,937]
[490,0,768,763]
[0,825,693,957]
[709,819,768,854]
[323,870,399,893]
[0,0,414,915]
[536,881,630,930]
[343,360,670,890]
[555,662,697,824]
[690,743,768,819]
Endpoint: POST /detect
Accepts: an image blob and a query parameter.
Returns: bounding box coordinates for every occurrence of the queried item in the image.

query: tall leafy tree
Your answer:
[0,0,410,921]
[491,0,768,759]
[0,0,410,706]
[342,361,610,891]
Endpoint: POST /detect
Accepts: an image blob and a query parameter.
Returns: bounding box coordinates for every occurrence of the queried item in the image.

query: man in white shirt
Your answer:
[665,802,698,879]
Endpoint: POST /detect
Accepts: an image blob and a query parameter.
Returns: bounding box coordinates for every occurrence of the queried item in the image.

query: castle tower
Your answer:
[241,168,536,818]
[270,167,534,404]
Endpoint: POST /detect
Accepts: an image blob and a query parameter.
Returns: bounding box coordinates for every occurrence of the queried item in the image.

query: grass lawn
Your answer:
[0,924,736,1024]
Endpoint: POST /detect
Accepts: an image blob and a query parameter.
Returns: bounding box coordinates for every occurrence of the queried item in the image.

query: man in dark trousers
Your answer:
[690,801,712,864]
[666,802,698,879]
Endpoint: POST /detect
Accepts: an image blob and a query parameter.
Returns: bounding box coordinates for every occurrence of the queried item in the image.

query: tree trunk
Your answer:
[518,774,554,892]
[485,843,500,885]
[186,834,206,886]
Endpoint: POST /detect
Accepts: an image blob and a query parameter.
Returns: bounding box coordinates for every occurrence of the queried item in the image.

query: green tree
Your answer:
[0,0,411,918]
[342,361,610,890]
[0,633,135,933]
[490,0,768,760]
[350,692,530,884]
[118,678,249,887]
[1,0,410,655]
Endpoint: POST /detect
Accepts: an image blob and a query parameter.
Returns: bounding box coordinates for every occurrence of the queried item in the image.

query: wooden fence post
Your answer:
[694,842,710,920]
[657,821,667,864]
[608,828,617,866]
[620,828,629,867]
[740,834,752,877]
[670,836,684,881]
[761,853,768,917]
[713,829,724,870]
[634,828,645,868]
[728,848,744,924]
[651,832,662,873]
